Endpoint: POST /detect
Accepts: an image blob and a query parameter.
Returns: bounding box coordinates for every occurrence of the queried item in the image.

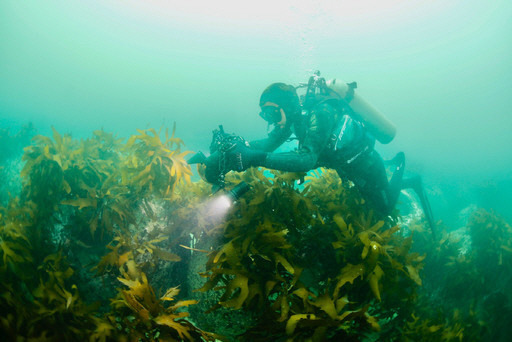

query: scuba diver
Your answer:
[196,72,435,236]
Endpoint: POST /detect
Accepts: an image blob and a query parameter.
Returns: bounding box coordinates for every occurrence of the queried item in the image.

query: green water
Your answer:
[1,1,512,340]
[1,1,511,224]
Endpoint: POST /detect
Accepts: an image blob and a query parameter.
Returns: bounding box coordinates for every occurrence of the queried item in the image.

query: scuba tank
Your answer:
[299,71,396,144]
[326,78,396,144]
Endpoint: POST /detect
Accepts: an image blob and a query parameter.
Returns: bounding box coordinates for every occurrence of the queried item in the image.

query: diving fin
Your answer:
[387,152,436,239]
[389,152,405,197]
[402,176,436,240]
[386,152,406,214]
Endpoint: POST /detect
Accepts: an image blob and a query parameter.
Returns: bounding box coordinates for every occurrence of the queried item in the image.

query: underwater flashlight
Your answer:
[212,181,251,211]
[225,181,250,204]
[203,181,251,226]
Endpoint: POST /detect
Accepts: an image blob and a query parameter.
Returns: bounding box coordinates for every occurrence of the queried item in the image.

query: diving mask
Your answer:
[259,105,282,124]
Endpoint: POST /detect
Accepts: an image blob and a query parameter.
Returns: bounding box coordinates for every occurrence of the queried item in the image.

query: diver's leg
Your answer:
[386,152,406,212]
[339,151,392,214]
[402,175,436,239]
[353,151,406,215]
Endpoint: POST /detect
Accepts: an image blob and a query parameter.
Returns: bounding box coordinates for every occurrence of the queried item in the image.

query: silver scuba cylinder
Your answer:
[326,78,396,144]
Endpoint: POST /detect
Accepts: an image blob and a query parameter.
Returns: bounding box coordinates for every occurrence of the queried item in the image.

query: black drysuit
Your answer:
[251,100,397,214]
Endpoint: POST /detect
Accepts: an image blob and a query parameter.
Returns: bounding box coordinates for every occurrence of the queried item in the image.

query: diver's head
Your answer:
[259,83,301,128]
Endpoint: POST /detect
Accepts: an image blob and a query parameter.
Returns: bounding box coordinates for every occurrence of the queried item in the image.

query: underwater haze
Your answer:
[2,1,512,341]
[1,0,511,225]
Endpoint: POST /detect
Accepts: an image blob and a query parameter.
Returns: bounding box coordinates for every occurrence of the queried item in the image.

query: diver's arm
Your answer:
[262,103,335,172]
[249,126,291,152]
[264,150,318,172]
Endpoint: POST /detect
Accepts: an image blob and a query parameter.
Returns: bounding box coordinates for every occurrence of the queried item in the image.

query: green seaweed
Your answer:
[110,268,220,341]
[1,125,511,341]
[195,168,424,340]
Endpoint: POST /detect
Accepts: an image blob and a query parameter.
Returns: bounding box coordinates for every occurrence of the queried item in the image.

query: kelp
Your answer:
[21,128,124,241]
[402,311,466,342]
[468,208,512,267]
[3,125,511,340]
[111,267,219,342]
[169,179,219,236]
[20,126,192,242]
[93,232,181,276]
[0,252,101,341]
[1,126,216,341]
[0,198,34,275]
[399,208,512,341]
[122,124,192,198]
[198,168,423,340]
